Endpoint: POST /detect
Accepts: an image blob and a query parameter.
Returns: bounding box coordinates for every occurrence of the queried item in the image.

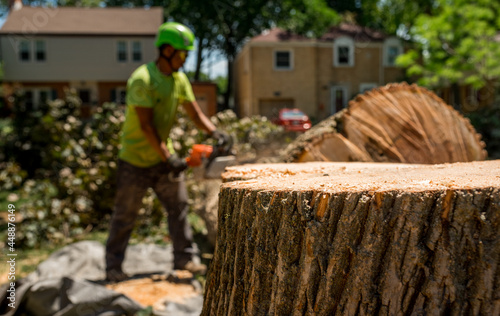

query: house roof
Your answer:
[0,6,163,36]
[251,23,386,43]
[250,28,313,43]
[319,23,386,42]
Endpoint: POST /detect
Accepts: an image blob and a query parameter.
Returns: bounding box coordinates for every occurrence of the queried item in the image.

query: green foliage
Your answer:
[0,90,124,248]
[213,75,228,95]
[185,71,211,82]
[0,89,284,249]
[57,0,102,6]
[397,0,500,92]
[170,108,284,158]
[365,0,435,35]
[466,106,500,159]
[210,110,284,151]
[0,162,26,191]
[0,61,4,81]
[279,0,340,37]
[166,0,340,107]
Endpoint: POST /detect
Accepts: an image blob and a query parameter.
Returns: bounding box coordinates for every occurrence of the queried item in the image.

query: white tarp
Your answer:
[0,241,203,316]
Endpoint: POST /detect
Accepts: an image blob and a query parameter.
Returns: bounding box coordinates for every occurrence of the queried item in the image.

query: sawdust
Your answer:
[223,160,500,192]
[105,271,200,310]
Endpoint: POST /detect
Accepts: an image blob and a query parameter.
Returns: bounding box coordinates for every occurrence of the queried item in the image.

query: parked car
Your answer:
[272,108,312,132]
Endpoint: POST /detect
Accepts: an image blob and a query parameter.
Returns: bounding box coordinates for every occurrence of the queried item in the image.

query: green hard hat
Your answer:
[155,22,195,50]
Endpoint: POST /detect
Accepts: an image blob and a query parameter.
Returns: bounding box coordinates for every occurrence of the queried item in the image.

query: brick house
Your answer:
[234,24,498,120]
[234,24,406,120]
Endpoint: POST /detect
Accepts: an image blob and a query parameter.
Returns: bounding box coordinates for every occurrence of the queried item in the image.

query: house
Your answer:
[234,24,406,120]
[235,24,500,120]
[0,2,217,116]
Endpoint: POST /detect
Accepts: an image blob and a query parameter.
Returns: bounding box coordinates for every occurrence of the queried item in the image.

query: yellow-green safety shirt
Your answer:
[118,62,195,167]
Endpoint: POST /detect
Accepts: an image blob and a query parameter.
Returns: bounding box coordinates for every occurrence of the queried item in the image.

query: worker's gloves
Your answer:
[211,130,231,146]
[165,155,188,176]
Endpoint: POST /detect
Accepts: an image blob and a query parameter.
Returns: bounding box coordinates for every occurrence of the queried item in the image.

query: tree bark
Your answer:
[203,161,500,315]
[223,57,234,111]
[194,38,204,81]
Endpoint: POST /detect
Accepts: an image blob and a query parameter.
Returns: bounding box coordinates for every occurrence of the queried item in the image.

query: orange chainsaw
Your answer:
[185,135,235,179]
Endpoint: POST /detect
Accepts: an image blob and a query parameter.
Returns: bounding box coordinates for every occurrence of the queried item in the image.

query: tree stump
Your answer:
[202,161,500,315]
[282,82,487,164]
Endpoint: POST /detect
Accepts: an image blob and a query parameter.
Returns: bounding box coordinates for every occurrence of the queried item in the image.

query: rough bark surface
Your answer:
[281,83,487,164]
[203,161,500,315]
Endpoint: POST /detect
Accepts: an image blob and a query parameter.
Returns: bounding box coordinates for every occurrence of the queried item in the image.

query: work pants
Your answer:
[105,159,194,272]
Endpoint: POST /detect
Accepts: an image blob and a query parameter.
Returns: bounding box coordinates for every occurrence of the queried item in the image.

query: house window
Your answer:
[117,41,127,62]
[19,41,31,61]
[111,87,127,104]
[22,88,52,109]
[132,41,142,62]
[338,46,350,65]
[387,46,399,65]
[384,38,403,67]
[333,37,354,67]
[24,90,34,108]
[274,50,293,70]
[110,87,126,104]
[39,89,49,104]
[35,40,46,62]
[78,89,91,104]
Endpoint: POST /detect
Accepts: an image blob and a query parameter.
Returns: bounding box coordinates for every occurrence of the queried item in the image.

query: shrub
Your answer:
[466,106,500,159]
[1,90,125,247]
[1,90,285,249]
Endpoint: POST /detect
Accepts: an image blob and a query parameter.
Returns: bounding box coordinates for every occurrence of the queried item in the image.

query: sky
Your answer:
[183,41,228,79]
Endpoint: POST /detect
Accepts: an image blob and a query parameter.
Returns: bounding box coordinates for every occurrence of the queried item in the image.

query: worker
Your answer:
[105,22,229,282]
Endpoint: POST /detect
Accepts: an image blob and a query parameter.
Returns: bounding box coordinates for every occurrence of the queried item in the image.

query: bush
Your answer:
[1,90,285,249]
[466,106,500,159]
[1,90,125,247]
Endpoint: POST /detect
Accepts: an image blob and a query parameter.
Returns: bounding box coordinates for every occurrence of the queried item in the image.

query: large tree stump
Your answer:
[282,83,487,164]
[202,160,500,315]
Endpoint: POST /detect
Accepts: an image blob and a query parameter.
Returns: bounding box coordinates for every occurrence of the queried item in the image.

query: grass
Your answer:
[0,190,28,213]
[1,242,61,283]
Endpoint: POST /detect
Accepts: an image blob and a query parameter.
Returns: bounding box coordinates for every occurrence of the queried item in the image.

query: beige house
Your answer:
[234,24,406,120]
[0,4,218,116]
[0,5,163,108]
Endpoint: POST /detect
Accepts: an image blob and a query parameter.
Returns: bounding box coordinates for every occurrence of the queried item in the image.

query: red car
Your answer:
[272,108,312,132]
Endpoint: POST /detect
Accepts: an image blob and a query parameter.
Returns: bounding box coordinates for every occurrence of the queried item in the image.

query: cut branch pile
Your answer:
[282,83,487,163]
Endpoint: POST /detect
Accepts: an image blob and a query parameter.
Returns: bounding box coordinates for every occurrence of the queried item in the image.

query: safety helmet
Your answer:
[155,22,195,50]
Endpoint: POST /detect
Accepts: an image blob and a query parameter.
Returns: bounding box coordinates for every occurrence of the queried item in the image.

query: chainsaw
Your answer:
[185,134,236,179]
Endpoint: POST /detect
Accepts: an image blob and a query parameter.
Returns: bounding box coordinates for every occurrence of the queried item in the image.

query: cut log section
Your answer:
[202,160,500,315]
[282,83,487,164]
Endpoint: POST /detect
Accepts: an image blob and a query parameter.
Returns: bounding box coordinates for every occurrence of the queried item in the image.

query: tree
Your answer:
[347,0,435,36]
[323,0,435,36]
[203,161,500,315]
[56,0,101,6]
[278,0,340,37]
[206,0,338,110]
[396,0,500,109]
[2,0,340,110]
[163,0,221,81]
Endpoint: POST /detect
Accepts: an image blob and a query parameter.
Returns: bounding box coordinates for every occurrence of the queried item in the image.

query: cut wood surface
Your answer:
[203,160,500,315]
[282,83,487,164]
